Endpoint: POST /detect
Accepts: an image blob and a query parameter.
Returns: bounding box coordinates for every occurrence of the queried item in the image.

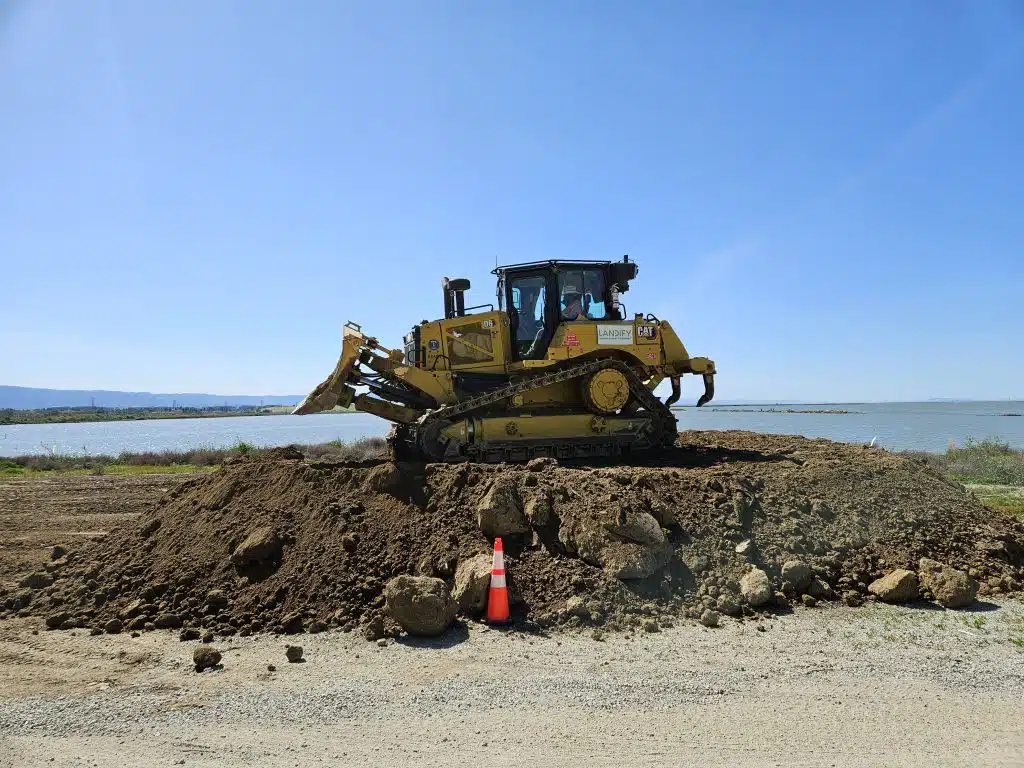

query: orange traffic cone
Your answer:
[486,537,512,625]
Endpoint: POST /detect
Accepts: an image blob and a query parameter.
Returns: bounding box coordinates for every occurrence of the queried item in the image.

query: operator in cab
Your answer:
[561,283,583,320]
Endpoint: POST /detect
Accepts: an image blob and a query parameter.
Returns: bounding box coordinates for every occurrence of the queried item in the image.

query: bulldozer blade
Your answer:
[293,326,366,415]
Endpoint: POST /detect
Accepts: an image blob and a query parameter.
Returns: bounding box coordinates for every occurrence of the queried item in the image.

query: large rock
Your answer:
[477,478,529,538]
[231,526,282,567]
[918,558,978,608]
[740,568,772,607]
[558,505,671,580]
[781,560,812,593]
[451,553,493,614]
[868,569,920,603]
[384,576,456,636]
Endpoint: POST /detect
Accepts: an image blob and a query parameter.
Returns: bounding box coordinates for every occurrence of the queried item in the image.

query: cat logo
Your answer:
[637,325,658,340]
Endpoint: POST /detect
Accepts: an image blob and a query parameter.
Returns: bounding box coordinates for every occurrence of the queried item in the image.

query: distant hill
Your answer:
[0,385,302,410]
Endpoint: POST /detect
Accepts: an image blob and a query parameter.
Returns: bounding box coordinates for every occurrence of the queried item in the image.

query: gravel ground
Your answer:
[2,600,1023,767]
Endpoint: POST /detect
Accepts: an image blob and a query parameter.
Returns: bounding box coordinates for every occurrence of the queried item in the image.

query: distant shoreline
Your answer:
[697,407,856,415]
[0,405,309,425]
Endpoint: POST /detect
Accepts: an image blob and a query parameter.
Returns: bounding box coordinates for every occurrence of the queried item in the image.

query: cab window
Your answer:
[558,268,606,320]
[509,275,548,359]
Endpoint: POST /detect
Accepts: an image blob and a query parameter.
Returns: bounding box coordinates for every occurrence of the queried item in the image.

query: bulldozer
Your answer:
[294,256,716,462]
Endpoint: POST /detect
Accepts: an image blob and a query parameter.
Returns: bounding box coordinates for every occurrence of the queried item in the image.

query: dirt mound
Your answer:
[3,432,1022,636]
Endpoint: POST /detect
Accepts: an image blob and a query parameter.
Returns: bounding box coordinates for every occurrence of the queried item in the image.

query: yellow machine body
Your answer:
[295,257,715,462]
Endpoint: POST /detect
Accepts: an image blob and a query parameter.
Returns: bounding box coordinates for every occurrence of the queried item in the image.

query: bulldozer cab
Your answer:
[496,257,637,361]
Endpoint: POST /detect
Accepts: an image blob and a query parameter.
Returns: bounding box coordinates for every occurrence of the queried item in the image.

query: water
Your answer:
[0,401,1021,457]
[0,413,391,458]
[675,401,1024,453]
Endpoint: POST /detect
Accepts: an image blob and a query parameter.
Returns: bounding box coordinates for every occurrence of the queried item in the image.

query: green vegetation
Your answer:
[0,437,387,478]
[904,439,1024,485]
[904,439,1024,519]
[960,614,987,631]
[0,405,293,425]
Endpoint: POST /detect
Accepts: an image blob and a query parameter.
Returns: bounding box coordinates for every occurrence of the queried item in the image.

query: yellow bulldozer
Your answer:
[294,256,716,462]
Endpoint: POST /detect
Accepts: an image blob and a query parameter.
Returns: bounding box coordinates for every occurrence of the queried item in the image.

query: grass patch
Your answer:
[945,439,1024,485]
[0,437,387,479]
[972,491,1024,519]
[903,439,1024,486]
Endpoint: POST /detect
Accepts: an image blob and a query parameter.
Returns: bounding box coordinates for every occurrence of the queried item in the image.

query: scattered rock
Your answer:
[868,569,920,603]
[384,576,456,636]
[179,627,201,642]
[525,457,556,472]
[50,545,67,561]
[734,539,753,557]
[104,618,123,635]
[376,638,388,647]
[476,477,528,538]
[285,644,304,663]
[193,646,222,672]
[19,572,54,590]
[45,612,70,630]
[699,610,720,628]
[565,596,590,618]
[267,664,276,672]
[205,590,229,611]
[362,614,386,642]
[231,526,283,567]
[801,594,817,608]
[807,577,835,601]
[641,618,660,632]
[154,613,183,629]
[451,553,493,614]
[308,620,328,634]
[591,629,605,641]
[842,590,863,607]
[918,558,978,609]
[716,593,742,617]
[279,613,304,634]
[740,568,772,607]
[781,560,812,593]
[201,632,215,643]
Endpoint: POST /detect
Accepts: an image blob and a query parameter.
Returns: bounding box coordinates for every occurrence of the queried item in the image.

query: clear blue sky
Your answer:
[2,1,1022,402]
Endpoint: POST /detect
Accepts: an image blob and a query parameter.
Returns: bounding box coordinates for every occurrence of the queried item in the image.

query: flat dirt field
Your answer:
[1,471,1023,767]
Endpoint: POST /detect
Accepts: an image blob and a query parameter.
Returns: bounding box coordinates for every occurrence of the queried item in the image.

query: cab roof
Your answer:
[491,259,614,276]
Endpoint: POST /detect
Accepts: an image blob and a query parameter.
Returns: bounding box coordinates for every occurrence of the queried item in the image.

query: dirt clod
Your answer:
[193,646,221,672]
